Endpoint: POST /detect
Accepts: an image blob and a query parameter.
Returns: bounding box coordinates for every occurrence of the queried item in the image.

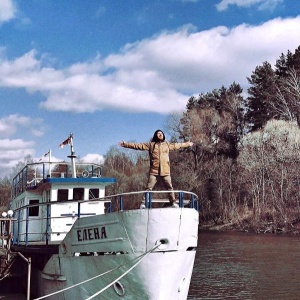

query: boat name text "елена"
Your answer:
[77,227,107,242]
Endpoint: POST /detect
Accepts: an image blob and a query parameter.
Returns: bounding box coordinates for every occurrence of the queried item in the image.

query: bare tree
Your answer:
[272,68,300,123]
[238,120,300,232]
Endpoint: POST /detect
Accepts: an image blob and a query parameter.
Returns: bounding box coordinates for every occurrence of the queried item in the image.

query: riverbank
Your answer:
[200,217,300,235]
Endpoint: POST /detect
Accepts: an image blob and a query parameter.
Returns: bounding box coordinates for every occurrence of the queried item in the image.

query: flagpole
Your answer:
[48,149,52,177]
[59,134,77,178]
[67,134,77,178]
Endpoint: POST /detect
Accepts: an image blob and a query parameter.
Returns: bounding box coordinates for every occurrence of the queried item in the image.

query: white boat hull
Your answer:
[38,207,199,299]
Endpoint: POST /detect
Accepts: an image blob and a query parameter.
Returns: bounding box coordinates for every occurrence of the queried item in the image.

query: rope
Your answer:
[86,242,160,300]
[0,273,9,281]
[34,242,161,300]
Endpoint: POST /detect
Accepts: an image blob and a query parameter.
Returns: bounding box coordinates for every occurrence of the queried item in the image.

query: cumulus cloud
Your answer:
[0,138,35,176]
[0,114,45,138]
[0,0,17,23]
[216,0,283,11]
[0,114,46,177]
[81,153,104,164]
[0,17,300,115]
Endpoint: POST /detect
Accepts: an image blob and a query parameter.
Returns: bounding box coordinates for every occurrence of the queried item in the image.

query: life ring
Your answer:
[82,170,89,178]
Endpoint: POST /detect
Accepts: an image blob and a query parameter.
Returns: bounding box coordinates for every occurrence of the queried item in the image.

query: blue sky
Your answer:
[1,0,300,177]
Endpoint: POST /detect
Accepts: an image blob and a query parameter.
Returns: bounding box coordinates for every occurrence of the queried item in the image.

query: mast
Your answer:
[68,134,77,178]
[59,133,77,178]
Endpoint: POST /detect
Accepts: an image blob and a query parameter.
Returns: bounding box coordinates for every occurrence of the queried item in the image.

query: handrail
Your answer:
[12,162,102,198]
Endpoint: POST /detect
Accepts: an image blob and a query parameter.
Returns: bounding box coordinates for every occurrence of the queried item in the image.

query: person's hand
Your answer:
[188,141,194,147]
[118,140,125,147]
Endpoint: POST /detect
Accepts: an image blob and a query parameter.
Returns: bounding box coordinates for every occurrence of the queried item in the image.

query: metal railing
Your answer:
[104,190,200,211]
[12,162,102,198]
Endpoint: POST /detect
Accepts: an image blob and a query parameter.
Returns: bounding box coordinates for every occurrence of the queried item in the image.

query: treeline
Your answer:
[102,45,300,234]
[2,46,300,234]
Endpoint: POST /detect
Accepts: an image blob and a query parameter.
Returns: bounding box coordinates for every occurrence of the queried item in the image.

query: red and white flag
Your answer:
[59,136,72,148]
[39,150,50,161]
[43,150,50,157]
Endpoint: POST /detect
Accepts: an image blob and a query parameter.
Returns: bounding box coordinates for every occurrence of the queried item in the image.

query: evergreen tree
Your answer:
[288,45,300,72]
[245,62,278,131]
[275,53,289,77]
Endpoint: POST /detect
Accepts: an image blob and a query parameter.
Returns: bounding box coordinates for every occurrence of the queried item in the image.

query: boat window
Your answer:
[89,188,99,199]
[57,189,69,201]
[29,199,39,216]
[74,188,84,200]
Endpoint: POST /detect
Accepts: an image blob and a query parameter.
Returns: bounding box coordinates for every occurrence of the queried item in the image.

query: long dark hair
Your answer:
[151,129,165,142]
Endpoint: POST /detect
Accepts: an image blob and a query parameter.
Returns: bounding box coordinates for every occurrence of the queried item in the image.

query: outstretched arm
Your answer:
[169,141,194,151]
[118,141,150,151]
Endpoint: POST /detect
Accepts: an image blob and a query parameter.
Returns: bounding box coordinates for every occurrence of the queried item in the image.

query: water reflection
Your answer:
[188,230,300,300]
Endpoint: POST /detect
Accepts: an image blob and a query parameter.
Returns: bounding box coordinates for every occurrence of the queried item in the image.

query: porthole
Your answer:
[113,281,125,296]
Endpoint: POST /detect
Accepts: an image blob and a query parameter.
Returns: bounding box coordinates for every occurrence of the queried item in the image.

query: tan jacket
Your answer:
[122,141,191,176]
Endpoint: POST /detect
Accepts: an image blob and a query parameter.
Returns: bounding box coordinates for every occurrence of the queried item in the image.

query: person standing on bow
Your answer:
[118,129,193,207]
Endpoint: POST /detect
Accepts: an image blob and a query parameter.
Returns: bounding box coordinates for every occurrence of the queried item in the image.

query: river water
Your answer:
[2,230,300,299]
[188,230,300,300]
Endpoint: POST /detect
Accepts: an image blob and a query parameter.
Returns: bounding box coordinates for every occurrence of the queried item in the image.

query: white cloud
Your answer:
[0,114,44,177]
[216,0,283,11]
[81,153,104,164]
[0,17,300,116]
[0,0,17,23]
[0,114,45,138]
[0,138,33,150]
[0,138,35,176]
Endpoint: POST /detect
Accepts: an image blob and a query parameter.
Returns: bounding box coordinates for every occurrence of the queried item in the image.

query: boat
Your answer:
[0,134,199,300]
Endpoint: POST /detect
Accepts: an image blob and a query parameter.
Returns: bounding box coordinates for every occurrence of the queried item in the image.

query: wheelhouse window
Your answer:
[73,188,84,200]
[57,189,69,201]
[89,188,99,199]
[29,199,39,216]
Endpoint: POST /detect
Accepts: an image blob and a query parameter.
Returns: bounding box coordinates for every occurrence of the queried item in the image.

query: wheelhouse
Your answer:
[10,162,116,244]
